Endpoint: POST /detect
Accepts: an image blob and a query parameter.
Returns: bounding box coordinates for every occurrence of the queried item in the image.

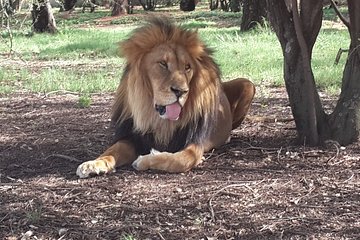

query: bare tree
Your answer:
[112,0,129,15]
[139,0,156,11]
[229,0,241,12]
[241,0,267,31]
[180,0,195,11]
[0,0,14,55]
[266,0,360,146]
[63,0,77,11]
[32,0,57,33]
[209,0,229,11]
[329,0,360,144]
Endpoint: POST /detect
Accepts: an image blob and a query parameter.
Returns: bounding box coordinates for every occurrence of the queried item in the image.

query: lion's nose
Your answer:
[170,87,188,98]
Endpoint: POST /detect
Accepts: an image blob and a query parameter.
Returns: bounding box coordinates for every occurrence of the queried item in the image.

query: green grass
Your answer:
[1,28,130,60]
[0,8,350,95]
[313,28,349,94]
[57,10,111,26]
[0,66,123,94]
[78,94,92,108]
[323,6,348,22]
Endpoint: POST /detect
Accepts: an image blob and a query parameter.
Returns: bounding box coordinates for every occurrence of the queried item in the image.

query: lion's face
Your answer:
[114,17,221,144]
[143,43,195,121]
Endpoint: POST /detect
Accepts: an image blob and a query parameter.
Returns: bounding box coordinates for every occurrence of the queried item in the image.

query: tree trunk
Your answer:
[329,0,360,145]
[220,0,229,11]
[1,0,15,15]
[139,0,156,11]
[229,0,241,12]
[268,0,360,146]
[267,0,329,145]
[32,0,57,33]
[180,0,195,11]
[63,0,77,11]
[111,0,129,15]
[209,0,218,10]
[241,0,267,31]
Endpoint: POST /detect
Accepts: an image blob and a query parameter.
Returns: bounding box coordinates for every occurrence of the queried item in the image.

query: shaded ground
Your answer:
[1,88,360,239]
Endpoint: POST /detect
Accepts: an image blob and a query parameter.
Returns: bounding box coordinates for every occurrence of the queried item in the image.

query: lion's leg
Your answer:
[222,78,255,129]
[76,140,137,178]
[132,144,204,173]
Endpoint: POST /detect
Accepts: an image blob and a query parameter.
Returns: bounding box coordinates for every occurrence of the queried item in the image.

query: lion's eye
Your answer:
[159,61,168,69]
[185,64,191,72]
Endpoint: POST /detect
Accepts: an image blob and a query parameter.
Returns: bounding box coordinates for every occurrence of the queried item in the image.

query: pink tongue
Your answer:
[165,102,182,120]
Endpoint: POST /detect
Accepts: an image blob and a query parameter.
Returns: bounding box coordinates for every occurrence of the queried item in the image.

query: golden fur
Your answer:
[112,17,220,145]
[76,17,255,178]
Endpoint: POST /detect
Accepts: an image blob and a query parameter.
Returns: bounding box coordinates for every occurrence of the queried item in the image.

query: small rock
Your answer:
[59,228,68,237]
[21,230,33,240]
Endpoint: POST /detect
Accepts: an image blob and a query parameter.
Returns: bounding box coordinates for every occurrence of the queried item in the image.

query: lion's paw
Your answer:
[132,149,161,171]
[132,155,149,171]
[76,160,115,178]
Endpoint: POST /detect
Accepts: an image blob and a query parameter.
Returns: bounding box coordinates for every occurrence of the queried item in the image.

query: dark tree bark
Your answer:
[82,0,97,13]
[229,0,241,12]
[267,0,360,146]
[220,0,229,11]
[1,0,15,15]
[32,0,57,33]
[180,0,195,11]
[64,0,77,11]
[111,0,129,15]
[209,0,219,10]
[209,0,229,11]
[266,0,328,145]
[139,0,156,11]
[241,0,267,31]
[329,0,360,145]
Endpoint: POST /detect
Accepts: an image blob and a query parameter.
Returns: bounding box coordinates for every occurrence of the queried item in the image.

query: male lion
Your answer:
[76,17,255,178]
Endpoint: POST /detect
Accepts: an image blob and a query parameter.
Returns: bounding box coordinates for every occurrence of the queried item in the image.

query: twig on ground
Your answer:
[44,90,81,97]
[276,146,283,162]
[204,149,216,161]
[46,154,82,163]
[157,232,166,240]
[246,115,294,123]
[239,140,281,151]
[208,182,261,221]
[326,140,340,164]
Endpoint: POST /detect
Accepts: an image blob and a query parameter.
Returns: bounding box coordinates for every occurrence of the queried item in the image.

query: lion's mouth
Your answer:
[155,102,182,121]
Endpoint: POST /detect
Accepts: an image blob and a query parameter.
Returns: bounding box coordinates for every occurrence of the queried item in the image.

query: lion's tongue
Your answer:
[165,102,181,121]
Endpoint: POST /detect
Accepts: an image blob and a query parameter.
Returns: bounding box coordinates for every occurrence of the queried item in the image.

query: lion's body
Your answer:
[76,17,255,178]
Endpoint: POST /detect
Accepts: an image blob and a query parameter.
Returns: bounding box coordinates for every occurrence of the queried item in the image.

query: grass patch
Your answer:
[56,10,111,26]
[0,28,130,60]
[313,28,348,92]
[0,66,123,94]
[78,94,92,108]
[0,8,350,95]
[323,6,348,22]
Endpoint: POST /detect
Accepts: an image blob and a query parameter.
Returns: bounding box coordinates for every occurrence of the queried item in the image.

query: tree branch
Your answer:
[291,0,319,145]
[330,0,350,29]
[291,0,310,73]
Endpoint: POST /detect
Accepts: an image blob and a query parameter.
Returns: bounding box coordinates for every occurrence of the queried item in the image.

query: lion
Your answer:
[76,17,255,178]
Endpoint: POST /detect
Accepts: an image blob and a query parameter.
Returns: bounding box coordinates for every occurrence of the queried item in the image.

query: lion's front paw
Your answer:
[132,149,162,171]
[76,159,115,178]
[132,155,150,171]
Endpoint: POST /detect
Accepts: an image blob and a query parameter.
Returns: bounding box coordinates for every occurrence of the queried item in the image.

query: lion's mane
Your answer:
[111,17,222,152]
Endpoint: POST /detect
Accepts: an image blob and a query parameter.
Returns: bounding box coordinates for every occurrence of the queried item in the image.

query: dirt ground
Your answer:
[1,88,360,240]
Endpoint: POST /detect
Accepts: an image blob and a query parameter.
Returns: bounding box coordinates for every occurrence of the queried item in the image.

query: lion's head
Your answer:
[112,17,221,145]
